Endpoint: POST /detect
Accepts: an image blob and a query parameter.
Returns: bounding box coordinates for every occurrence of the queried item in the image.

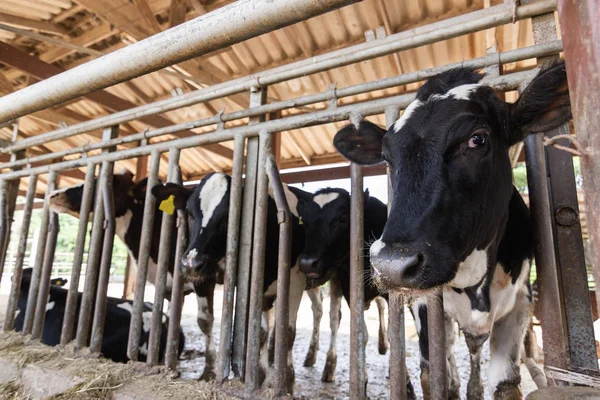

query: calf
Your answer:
[297,188,415,397]
[152,172,318,392]
[13,268,183,363]
[333,63,570,399]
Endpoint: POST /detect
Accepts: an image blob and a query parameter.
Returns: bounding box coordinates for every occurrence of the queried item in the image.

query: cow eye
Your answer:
[468,129,489,148]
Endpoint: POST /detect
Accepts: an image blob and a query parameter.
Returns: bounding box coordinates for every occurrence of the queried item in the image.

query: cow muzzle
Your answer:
[299,256,325,280]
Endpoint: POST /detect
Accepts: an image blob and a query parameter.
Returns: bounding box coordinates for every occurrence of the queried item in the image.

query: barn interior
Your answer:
[0,0,597,399]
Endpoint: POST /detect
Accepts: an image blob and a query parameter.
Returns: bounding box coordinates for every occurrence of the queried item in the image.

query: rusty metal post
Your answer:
[22,170,57,335]
[245,130,272,391]
[350,162,366,400]
[427,289,447,400]
[90,158,117,353]
[76,126,119,349]
[61,163,97,344]
[232,87,266,378]
[556,0,600,374]
[265,153,292,396]
[165,164,186,371]
[4,174,37,331]
[0,180,7,278]
[147,147,180,366]
[385,106,408,400]
[217,134,246,381]
[31,172,60,338]
[128,149,161,361]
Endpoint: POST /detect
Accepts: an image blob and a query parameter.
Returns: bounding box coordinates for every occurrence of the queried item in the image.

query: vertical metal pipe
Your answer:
[76,125,118,348]
[4,174,37,331]
[524,132,569,372]
[61,163,97,344]
[147,147,180,366]
[165,186,187,370]
[350,162,366,400]
[31,207,60,340]
[245,130,272,391]
[90,159,116,353]
[128,149,161,361]
[0,180,7,280]
[385,106,408,400]
[427,289,447,400]
[265,154,292,397]
[217,134,246,381]
[232,87,266,378]
[22,170,57,335]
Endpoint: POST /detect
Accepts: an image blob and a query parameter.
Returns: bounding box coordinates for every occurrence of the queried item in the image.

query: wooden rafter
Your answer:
[0,41,233,159]
[0,11,67,36]
[169,0,188,28]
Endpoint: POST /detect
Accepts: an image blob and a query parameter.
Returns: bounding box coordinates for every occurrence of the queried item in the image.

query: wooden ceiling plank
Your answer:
[132,0,163,33]
[169,0,188,28]
[0,41,233,159]
[0,11,67,35]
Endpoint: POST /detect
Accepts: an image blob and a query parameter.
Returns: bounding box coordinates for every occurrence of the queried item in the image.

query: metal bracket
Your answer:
[555,206,580,227]
[217,109,226,131]
[326,82,338,109]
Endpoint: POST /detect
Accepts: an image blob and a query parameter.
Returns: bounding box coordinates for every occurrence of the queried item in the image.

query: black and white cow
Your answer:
[13,268,183,363]
[49,171,219,378]
[333,62,570,399]
[296,187,414,395]
[152,172,322,392]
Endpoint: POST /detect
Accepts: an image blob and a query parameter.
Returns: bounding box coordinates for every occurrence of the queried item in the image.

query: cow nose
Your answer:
[371,251,425,290]
[181,249,202,272]
[299,257,320,277]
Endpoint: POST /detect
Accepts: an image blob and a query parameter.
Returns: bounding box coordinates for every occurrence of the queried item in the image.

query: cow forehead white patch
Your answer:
[450,249,488,289]
[431,83,481,102]
[313,192,340,208]
[393,100,423,132]
[199,173,229,228]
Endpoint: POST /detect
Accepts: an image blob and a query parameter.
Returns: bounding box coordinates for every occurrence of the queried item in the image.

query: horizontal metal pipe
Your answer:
[0,70,537,182]
[0,0,360,124]
[0,0,555,154]
[3,174,37,332]
[0,40,561,172]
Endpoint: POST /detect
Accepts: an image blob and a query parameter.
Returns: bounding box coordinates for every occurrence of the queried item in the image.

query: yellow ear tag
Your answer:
[298,216,304,225]
[159,195,176,215]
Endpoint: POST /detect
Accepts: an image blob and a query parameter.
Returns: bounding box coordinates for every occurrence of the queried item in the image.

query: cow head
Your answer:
[333,62,571,293]
[49,170,146,219]
[297,188,351,280]
[152,172,230,282]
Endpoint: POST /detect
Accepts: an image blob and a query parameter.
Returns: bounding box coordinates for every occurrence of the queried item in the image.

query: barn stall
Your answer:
[0,0,598,398]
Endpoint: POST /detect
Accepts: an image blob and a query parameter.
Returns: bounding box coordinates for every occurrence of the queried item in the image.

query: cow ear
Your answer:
[333,120,386,165]
[507,61,571,145]
[151,183,192,210]
[51,277,68,287]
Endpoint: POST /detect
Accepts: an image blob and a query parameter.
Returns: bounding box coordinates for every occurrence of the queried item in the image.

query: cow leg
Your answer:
[197,290,217,381]
[304,287,323,367]
[375,296,389,355]
[522,321,547,388]
[489,288,530,400]
[445,315,460,399]
[464,332,488,400]
[259,310,270,386]
[322,278,342,382]
[284,266,307,394]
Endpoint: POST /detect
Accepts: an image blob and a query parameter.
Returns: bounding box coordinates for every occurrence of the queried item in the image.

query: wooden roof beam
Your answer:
[0,12,67,36]
[0,41,233,159]
[169,0,188,29]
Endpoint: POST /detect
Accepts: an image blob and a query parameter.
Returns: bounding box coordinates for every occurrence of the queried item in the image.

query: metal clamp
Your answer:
[327,82,339,109]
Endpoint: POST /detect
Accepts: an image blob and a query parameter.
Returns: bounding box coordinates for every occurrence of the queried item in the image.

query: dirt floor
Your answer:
[0,276,541,399]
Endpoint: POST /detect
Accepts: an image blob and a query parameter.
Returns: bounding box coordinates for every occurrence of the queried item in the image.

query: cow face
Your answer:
[334,62,571,293]
[152,173,230,282]
[297,188,350,280]
[49,170,145,219]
